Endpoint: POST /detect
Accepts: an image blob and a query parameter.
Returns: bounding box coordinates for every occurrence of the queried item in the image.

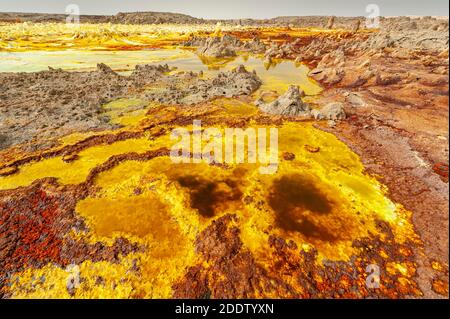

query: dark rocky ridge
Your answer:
[0,11,447,30]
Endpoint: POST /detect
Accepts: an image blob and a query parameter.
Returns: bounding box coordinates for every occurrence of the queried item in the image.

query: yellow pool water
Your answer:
[7,114,417,298]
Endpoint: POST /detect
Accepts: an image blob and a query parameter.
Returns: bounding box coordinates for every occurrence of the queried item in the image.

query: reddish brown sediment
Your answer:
[0,180,141,298]
[172,214,421,299]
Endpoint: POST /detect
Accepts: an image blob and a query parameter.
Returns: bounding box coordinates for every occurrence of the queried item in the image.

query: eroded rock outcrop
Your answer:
[184,34,266,57]
[196,36,239,58]
[311,102,346,120]
[180,65,262,104]
[256,85,310,116]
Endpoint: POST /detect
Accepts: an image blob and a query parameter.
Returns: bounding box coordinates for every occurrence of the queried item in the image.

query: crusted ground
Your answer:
[0,63,261,151]
[0,15,448,299]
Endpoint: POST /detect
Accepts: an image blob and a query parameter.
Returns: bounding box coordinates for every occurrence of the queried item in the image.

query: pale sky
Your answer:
[0,0,448,19]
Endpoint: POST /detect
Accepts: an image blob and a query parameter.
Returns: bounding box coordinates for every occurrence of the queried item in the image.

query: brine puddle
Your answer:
[0,48,322,97]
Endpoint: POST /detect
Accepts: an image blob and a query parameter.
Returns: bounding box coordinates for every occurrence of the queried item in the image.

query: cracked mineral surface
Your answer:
[0,13,448,299]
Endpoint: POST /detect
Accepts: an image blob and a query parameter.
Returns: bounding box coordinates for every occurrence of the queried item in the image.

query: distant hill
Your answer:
[0,11,201,24]
[0,11,447,30]
[0,11,363,28]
